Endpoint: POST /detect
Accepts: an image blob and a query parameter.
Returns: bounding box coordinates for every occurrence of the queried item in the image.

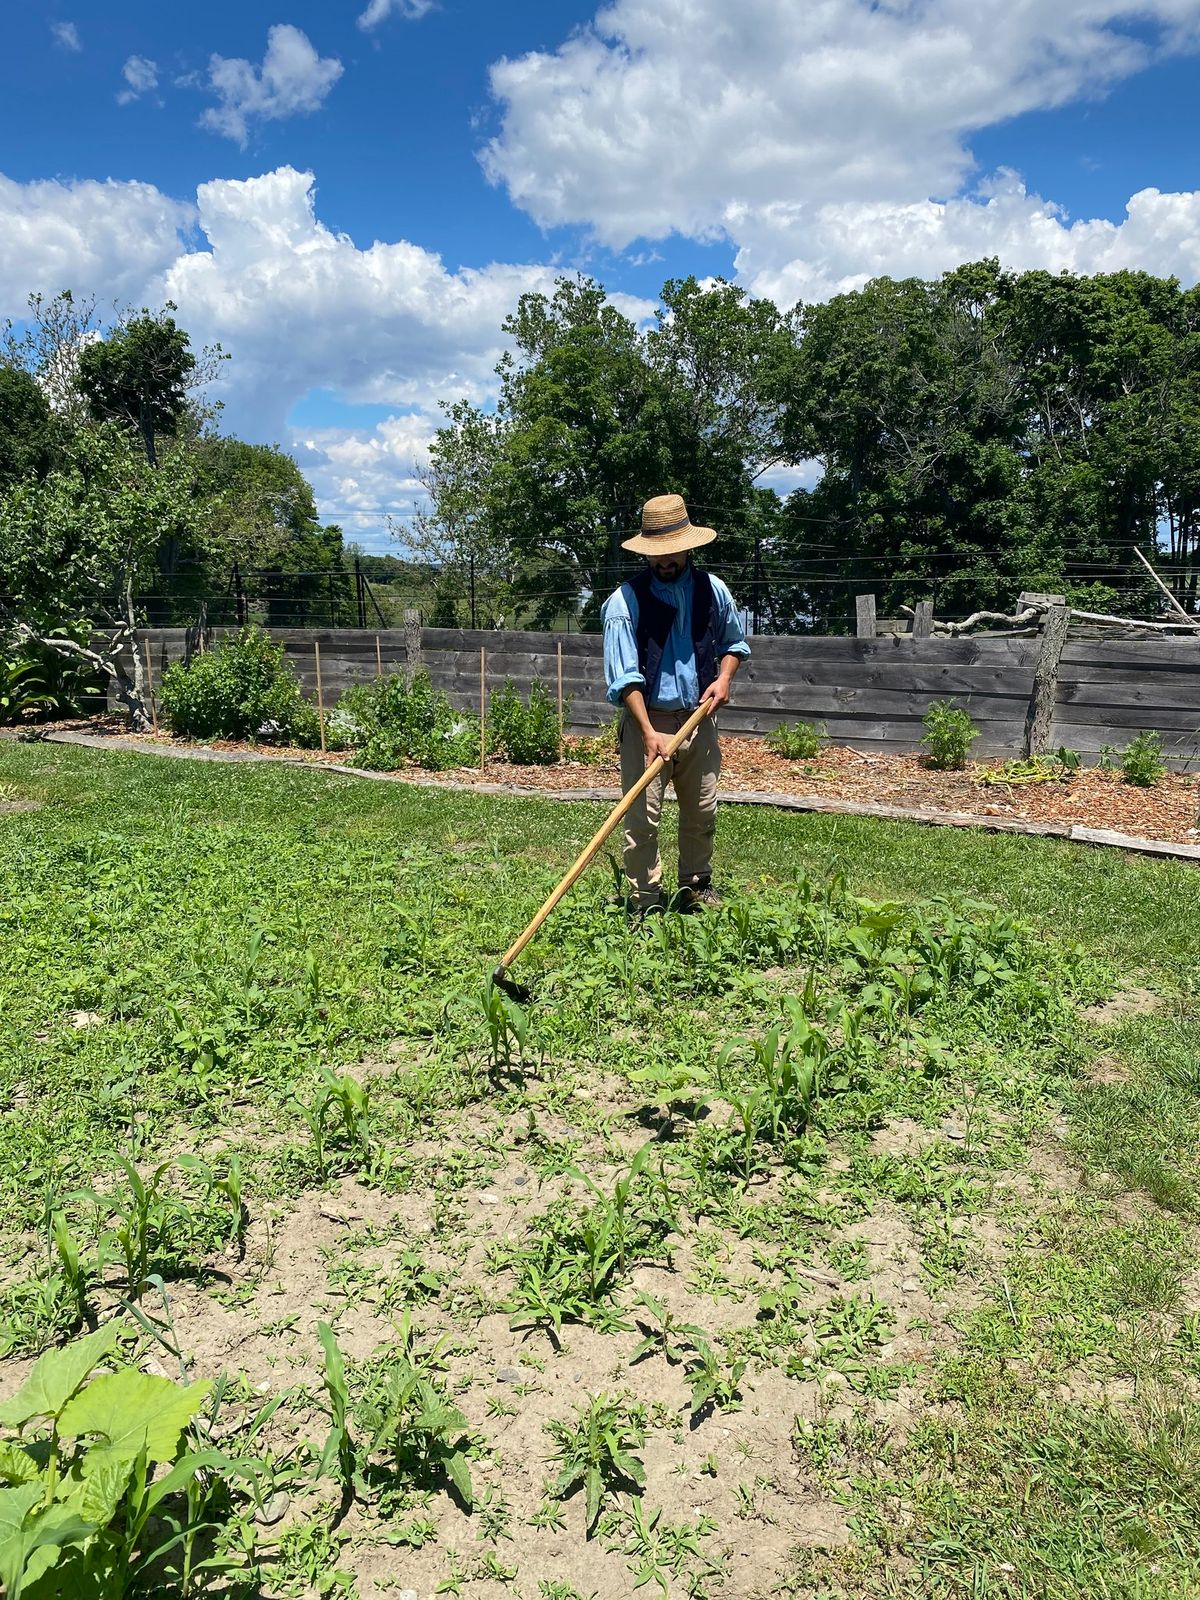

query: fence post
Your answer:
[1024,604,1071,757]
[480,647,486,772]
[404,608,421,683]
[355,557,367,629]
[314,641,327,753]
[233,561,247,626]
[469,557,477,631]
[855,594,877,639]
[557,640,564,740]
[375,634,383,678]
[912,600,934,639]
[142,638,158,734]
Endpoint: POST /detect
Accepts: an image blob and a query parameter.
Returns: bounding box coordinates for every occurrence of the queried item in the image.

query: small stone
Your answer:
[944,1126,965,1141]
[256,1491,290,1526]
[70,1010,103,1029]
[478,1191,501,1206]
[496,1367,522,1384]
[900,1278,921,1294]
[573,1087,593,1101]
[514,1174,527,1187]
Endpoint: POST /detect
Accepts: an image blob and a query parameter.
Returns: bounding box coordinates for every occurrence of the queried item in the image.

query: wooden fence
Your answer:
[123,623,1200,765]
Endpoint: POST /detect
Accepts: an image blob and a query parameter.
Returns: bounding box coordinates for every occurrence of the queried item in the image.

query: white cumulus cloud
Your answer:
[357,0,435,29]
[51,21,81,52]
[0,173,193,316]
[481,0,1200,297]
[159,166,570,436]
[117,55,159,106]
[200,24,343,145]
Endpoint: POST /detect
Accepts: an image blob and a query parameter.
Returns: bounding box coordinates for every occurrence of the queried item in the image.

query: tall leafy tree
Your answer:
[75,304,199,467]
[0,367,58,491]
[1,425,203,726]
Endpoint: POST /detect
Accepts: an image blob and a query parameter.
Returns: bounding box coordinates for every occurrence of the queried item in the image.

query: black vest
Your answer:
[627,566,719,707]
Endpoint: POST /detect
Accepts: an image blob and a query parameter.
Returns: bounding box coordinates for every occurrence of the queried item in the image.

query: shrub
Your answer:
[921,699,979,770]
[1121,730,1167,788]
[767,719,825,760]
[159,626,312,743]
[488,679,562,765]
[336,671,479,771]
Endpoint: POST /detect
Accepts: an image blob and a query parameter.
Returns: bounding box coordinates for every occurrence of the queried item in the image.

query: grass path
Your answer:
[1,741,1198,1599]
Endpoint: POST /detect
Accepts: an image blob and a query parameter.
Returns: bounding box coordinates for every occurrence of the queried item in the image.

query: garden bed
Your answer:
[22,717,1200,846]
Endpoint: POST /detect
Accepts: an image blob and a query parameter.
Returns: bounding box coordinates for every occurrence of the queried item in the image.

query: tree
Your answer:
[1,425,202,727]
[2,290,99,425]
[75,305,199,467]
[418,276,793,626]
[0,367,57,491]
[190,438,350,624]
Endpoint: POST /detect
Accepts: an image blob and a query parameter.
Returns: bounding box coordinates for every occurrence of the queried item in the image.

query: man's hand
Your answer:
[700,674,732,714]
[643,729,674,766]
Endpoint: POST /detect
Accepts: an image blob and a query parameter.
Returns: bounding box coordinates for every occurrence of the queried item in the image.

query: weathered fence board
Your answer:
[115,625,1200,763]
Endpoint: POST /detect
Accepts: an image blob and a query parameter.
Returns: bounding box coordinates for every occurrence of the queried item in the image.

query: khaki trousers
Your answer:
[619,708,721,909]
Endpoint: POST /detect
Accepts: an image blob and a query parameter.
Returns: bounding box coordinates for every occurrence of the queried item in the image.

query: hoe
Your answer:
[491,701,711,1003]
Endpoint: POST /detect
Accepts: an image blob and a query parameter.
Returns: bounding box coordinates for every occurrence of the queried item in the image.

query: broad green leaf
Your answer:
[0,1486,94,1599]
[72,1457,131,1525]
[0,1443,40,1487]
[443,1449,473,1508]
[0,1326,118,1428]
[58,1371,210,1465]
[585,1464,601,1532]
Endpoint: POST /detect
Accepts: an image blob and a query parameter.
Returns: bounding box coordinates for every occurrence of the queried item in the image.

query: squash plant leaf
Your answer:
[58,1370,210,1465]
[0,1325,118,1429]
[0,1484,94,1599]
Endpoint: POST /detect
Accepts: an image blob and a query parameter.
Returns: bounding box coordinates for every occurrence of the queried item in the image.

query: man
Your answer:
[602,492,751,916]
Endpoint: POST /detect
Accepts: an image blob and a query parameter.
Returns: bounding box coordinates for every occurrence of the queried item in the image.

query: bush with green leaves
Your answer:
[0,1324,256,1596]
[159,626,313,744]
[336,671,478,771]
[488,679,561,764]
[766,719,825,760]
[1121,729,1167,787]
[921,699,979,770]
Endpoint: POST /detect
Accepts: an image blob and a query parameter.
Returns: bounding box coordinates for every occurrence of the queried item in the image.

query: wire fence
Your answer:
[115,547,1192,636]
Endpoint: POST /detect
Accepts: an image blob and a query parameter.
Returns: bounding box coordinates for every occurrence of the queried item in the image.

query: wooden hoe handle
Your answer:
[495,701,712,979]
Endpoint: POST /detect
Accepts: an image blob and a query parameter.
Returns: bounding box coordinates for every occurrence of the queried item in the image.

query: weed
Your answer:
[544,1394,647,1534]
[921,700,979,769]
[767,719,825,760]
[1122,729,1167,787]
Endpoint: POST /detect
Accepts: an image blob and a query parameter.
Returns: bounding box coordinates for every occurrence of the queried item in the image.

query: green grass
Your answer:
[2,739,1199,1599]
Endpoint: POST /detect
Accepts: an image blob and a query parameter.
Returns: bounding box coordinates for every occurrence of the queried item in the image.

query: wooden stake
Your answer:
[855,594,877,639]
[1133,547,1200,629]
[142,639,158,734]
[480,646,486,771]
[314,641,327,753]
[556,639,564,740]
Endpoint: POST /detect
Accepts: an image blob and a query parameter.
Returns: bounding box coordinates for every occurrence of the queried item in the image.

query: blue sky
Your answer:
[4,2,1200,550]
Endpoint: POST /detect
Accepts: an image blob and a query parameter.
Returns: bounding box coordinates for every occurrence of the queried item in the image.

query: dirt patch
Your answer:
[1082,987,1163,1025]
[0,799,42,815]
[1087,1051,1132,1086]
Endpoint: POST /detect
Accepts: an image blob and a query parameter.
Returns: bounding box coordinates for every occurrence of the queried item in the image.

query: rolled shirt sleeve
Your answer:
[710,576,752,662]
[601,584,646,706]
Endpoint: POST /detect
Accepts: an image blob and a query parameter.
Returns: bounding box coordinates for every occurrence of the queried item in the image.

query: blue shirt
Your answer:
[601,567,751,709]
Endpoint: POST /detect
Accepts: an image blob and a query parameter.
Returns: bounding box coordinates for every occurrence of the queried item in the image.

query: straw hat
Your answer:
[621,493,717,557]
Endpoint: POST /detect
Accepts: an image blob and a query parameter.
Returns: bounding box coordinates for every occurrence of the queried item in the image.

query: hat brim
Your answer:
[620,523,717,556]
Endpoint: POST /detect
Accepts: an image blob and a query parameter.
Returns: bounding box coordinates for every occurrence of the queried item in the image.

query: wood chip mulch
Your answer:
[21,721,1200,847]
